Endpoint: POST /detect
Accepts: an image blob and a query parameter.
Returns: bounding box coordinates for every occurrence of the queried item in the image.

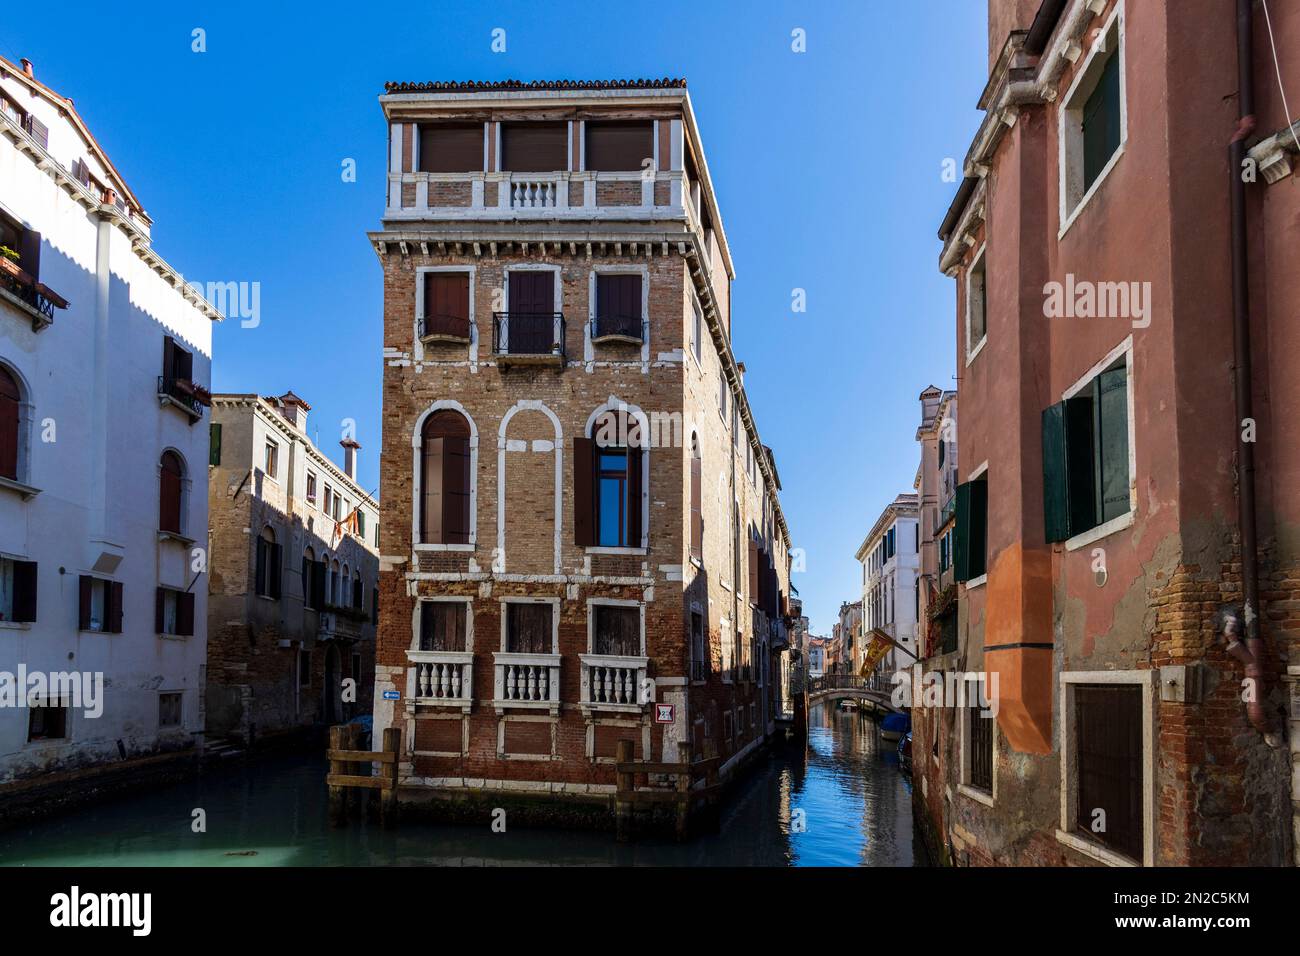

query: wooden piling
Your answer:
[380,726,401,827]
[614,739,634,842]
[328,725,346,827]
[674,741,691,841]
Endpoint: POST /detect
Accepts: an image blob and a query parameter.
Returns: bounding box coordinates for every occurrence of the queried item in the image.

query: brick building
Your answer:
[916,0,1298,866]
[369,78,793,820]
[206,392,379,746]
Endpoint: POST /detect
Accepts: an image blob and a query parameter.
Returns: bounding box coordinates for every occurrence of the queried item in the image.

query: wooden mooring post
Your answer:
[327,724,401,827]
[614,740,722,843]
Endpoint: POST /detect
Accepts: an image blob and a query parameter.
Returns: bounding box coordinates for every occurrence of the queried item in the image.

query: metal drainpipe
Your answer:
[1225,0,1279,746]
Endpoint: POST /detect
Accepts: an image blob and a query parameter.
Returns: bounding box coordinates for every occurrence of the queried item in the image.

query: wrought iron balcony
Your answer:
[418,312,471,343]
[157,376,205,420]
[0,260,63,331]
[492,312,565,365]
[590,313,643,343]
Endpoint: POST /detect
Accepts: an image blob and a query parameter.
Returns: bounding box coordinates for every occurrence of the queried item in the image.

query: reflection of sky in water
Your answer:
[0,703,914,867]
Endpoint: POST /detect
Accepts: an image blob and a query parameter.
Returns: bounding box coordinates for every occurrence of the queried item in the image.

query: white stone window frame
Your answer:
[957,671,997,807]
[584,396,650,555]
[964,244,987,367]
[502,261,563,315]
[1061,334,1136,552]
[498,595,561,655]
[1056,668,1156,867]
[584,263,651,371]
[408,595,476,653]
[689,599,707,681]
[263,436,280,483]
[1058,1,1128,239]
[0,359,38,498]
[411,399,479,554]
[413,264,478,366]
[158,690,184,730]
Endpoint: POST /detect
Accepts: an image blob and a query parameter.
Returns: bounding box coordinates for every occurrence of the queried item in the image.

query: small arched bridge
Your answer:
[806,673,903,714]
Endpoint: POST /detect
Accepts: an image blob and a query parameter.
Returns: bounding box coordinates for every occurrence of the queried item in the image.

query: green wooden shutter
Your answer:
[356,509,365,538]
[1066,394,1098,535]
[1082,51,1121,190]
[209,423,222,465]
[1042,402,1070,542]
[1096,365,1130,522]
[954,481,972,582]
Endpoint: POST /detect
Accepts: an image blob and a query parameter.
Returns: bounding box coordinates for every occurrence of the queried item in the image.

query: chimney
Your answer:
[341,438,360,481]
[275,391,310,432]
[20,59,33,78]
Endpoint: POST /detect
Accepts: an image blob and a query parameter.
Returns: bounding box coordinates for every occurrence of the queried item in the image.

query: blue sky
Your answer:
[2,0,986,635]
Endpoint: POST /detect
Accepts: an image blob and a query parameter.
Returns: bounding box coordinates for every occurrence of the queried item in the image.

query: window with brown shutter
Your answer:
[593,273,642,340]
[573,436,595,547]
[506,602,552,654]
[584,121,653,171]
[159,451,184,534]
[421,272,471,339]
[79,576,120,632]
[0,366,20,481]
[419,601,466,651]
[500,122,567,172]
[1075,683,1143,861]
[420,410,472,544]
[418,123,483,173]
[593,604,639,656]
[748,539,760,603]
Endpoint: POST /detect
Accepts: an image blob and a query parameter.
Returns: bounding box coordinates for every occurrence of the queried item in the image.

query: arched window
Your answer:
[255,526,281,598]
[690,434,702,560]
[330,559,341,607]
[0,365,23,482]
[420,410,471,544]
[576,408,643,548]
[352,570,362,609]
[159,450,185,534]
[302,546,317,610]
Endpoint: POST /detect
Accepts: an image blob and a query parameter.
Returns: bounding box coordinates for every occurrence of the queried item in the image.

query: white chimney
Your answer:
[341,438,360,481]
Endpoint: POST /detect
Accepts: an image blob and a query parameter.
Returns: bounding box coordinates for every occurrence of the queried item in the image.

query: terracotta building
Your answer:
[369,78,792,821]
[915,0,1298,866]
[206,392,379,747]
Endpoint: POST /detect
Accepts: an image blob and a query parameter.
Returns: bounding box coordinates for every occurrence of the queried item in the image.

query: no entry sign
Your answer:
[655,704,675,723]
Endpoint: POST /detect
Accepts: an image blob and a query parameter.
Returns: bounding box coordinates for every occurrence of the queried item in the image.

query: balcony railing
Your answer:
[590,313,644,343]
[385,169,668,220]
[408,650,473,711]
[492,312,565,364]
[157,376,205,420]
[492,652,561,712]
[0,266,61,330]
[418,312,472,342]
[319,609,365,641]
[579,654,648,713]
[689,659,710,682]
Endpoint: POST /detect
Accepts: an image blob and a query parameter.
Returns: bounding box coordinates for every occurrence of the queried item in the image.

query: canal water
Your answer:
[0,702,917,866]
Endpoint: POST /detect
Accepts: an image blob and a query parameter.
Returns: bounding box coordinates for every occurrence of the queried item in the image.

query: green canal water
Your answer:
[0,703,917,866]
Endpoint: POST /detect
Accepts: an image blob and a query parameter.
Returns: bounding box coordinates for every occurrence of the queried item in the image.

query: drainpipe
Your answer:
[1223,0,1280,747]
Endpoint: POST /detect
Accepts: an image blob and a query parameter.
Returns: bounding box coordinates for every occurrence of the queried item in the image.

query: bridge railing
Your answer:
[808,673,896,696]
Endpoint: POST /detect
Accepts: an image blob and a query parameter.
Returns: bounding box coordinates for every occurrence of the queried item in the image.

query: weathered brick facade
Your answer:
[370,80,792,819]
[207,394,379,745]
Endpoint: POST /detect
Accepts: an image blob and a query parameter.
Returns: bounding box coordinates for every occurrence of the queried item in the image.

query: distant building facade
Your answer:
[856,495,920,676]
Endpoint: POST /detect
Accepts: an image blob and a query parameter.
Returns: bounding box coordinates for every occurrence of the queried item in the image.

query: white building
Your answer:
[855,494,920,676]
[0,55,220,784]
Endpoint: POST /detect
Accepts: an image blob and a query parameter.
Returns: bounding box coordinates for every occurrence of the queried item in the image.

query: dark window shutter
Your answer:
[690,457,702,559]
[501,122,567,172]
[418,123,483,173]
[1042,402,1070,543]
[421,436,445,544]
[1082,52,1122,191]
[357,509,365,538]
[313,561,327,609]
[748,539,759,602]
[18,227,40,282]
[372,587,379,624]
[270,543,283,599]
[159,452,183,533]
[12,560,36,622]
[179,591,195,637]
[1096,366,1130,523]
[1075,683,1143,860]
[301,556,311,608]
[0,366,19,481]
[509,270,555,314]
[353,577,362,609]
[162,336,176,381]
[25,116,48,149]
[209,423,222,466]
[444,435,472,544]
[109,581,124,633]
[585,121,653,171]
[176,344,193,383]
[573,437,595,546]
[78,575,92,630]
[954,481,972,582]
[155,586,166,633]
[424,272,471,338]
[627,445,643,547]
[254,537,267,595]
